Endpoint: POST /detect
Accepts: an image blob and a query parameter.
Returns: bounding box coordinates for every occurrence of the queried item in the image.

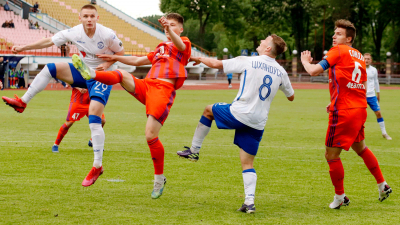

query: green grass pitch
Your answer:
[0,88,398,224]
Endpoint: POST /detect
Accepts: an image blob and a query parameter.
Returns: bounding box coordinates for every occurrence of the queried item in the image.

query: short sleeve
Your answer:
[181,37,191,52]
[107,30,124,53]
[52,30,69,47]
[147,51,155,62]
[279,72,295,97]
[222,56,248,74]
[325,46,341,67]
[181,37,192,64]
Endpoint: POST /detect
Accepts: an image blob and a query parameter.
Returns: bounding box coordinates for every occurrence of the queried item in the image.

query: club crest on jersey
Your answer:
[97,42,104,49]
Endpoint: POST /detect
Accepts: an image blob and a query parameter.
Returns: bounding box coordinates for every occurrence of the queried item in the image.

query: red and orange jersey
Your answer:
[146,37,191,89]
[324,44,367,111]
[70,88,90,105]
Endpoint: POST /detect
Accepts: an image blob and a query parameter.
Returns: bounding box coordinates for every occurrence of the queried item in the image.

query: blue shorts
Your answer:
[68,63,112,106]
[367,96,380,112]
[68,63,87,88]
[212,103,264,156]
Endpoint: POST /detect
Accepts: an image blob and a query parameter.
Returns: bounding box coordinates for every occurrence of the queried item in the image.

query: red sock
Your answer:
[327,158,344,195]
[55,123,70,145]
[94,70,123,85]
[358,147,385,184]
[147,137,164,175]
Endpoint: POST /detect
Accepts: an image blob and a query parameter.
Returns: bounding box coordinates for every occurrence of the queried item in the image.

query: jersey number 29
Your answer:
[259,75,273,101]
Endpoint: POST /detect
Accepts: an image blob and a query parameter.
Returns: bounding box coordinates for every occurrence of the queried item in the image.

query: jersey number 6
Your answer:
[259,75,273,101]
[352,62,362,83]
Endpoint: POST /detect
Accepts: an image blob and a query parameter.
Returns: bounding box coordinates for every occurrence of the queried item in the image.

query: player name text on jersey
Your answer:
[349,50,365,61]
[252,61,282,77]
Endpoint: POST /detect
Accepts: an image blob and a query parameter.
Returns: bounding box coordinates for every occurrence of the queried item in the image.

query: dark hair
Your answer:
[81,4,97,11]
[335,19,356,44]
[166,13,184,25]
[270,34,287,56]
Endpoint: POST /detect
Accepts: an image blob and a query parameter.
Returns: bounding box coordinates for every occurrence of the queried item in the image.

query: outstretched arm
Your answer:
[95,50,125,71]
[191,57,223,69]
[97,54,151,66]
[12,37,54,54]
[158,16,186,51]
[301,51,324,76]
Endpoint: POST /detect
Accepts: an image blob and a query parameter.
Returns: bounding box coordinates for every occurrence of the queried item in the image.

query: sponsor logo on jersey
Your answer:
[346,82,365,89]
[77,40,85,44]
[97,42,105,49]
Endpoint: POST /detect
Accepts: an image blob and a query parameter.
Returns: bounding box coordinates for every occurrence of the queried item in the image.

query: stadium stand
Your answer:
[23,0,164,55]
[0,0,213,57]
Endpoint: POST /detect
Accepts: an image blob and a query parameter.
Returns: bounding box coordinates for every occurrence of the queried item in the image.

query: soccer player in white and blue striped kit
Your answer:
[364,53,392,140]
[178,34,295,213]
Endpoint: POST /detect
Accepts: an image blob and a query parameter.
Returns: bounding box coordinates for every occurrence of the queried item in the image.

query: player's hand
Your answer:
[158,16,170,30]
[326,103,331,113]
[0,81,3,89]
[96,61,115,71]
[97,54,116,62]
[190,57,201,66]
[12,46,24,54]
[95,63,107,71]
[377,93,380,102]
[300,51,313,64]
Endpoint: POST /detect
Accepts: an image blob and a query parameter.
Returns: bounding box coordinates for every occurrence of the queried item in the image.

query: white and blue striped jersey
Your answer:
[222,55,294,130]
[52,23,123,69]
[366,65,380,97]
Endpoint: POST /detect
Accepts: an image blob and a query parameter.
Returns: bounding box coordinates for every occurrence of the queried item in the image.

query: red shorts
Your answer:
[129,77,176,125]
[66,102,105,122]
[325,108,367,151]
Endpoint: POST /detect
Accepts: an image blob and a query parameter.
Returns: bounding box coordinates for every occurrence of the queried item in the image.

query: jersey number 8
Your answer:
[259,75,273,101]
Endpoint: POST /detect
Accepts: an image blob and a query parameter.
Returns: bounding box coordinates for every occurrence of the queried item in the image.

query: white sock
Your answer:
[21,66,53,104]
[190,117,212,153]
[90,123,105,168]
[378,121,387,135]
[242,170,257,205]
[89,67,96,78]
[154,174,165,182]
[378,181,387,191]
[334,193,346,200]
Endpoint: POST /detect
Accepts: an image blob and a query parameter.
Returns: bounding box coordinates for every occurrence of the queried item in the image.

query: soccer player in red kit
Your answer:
[300,19,392,209]
[52,87,105,153]
[72,13,191,199]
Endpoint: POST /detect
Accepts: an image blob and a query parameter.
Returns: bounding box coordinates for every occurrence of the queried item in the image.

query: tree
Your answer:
[160,0,222,47]
[368,0,392,62]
